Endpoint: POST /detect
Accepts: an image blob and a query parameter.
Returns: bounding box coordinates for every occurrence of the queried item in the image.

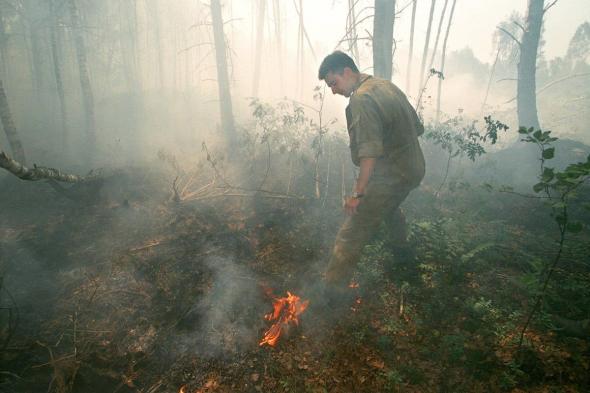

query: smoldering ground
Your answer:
[0,153,345,389]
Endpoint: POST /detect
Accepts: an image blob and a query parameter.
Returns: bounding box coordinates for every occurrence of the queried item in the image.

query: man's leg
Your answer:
[325,183,410,289]
[384,203,419,282]
[388,208,408,247]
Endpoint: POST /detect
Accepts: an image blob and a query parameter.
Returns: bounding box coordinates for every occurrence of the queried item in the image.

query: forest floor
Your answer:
[0,162,589,393]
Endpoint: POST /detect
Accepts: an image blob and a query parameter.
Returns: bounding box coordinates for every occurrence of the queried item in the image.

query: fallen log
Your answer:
[0,151,87,183]
[0,151,103,200]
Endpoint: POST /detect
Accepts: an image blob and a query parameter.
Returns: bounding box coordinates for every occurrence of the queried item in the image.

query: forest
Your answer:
[0,0,589,392]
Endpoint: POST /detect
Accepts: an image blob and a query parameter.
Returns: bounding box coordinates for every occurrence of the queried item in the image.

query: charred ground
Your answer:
[1,121,590,393]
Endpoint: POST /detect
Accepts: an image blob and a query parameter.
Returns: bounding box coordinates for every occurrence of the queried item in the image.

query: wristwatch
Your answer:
[351,191,364,199]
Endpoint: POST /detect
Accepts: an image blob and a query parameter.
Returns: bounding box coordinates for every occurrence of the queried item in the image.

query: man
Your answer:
[318,51,425,295]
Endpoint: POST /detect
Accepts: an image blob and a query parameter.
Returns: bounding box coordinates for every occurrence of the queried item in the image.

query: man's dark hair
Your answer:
[318,51,359,80]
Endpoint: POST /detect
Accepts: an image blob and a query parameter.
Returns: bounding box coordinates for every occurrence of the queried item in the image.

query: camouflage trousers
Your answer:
[325,179,414,288]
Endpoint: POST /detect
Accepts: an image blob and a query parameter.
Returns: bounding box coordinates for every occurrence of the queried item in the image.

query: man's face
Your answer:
[325,68,355,97]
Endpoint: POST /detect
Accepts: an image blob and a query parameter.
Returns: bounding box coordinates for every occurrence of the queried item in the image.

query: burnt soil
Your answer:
[1,167,589,393]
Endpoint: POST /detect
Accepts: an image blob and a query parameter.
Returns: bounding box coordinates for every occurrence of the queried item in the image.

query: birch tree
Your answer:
[517,0,545,130]
[373,0,396,80]
[210,0,236,143]
[418,0,436,96]
[252,0,266,97]
[49,0,68,147]
[435,0,456,123]
[426,0,448,74]
[0,5,9,80]
[68,0,97,145]
[272,0,284,94]
[0,80,26,164]
[405,0,418,93]
[347,0,360,67]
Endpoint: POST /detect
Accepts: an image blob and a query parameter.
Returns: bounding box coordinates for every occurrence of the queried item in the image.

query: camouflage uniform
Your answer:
[325,74,425,287]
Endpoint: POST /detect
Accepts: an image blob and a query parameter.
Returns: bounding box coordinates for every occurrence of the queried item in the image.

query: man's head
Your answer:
[318,51,360,97]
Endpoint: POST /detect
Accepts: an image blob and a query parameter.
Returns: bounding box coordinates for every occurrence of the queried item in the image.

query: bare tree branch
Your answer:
[543,0,558,13]
[513,20,526,33]
[498,26,521,46]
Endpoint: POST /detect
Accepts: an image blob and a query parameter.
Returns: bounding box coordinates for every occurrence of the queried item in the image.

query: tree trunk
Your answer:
[517,0,544,130]
[296,0,304,99]
[252,0,266,97]
[68,0,96,146]
[49,0,68,149]
[347,0,360,67]
[272,0,284,95]
[481,47,501,115]
[0,6,10,81]
[405,0,418,93]
[150,0,164,90]
[435,0,456,124]
[0,151,85,183]
[210,0,236,144]
[373,0,396,80]
[25,0,45,94]
[120,0,141,93]
[418,0,436,97]
[0,80,26,164]
[426,0,448,73]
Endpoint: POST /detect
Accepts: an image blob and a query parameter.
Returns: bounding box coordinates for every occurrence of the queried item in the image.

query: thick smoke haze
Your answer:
[0,0,588,172]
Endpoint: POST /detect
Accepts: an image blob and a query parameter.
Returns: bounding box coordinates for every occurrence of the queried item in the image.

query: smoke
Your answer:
[174,254,266,358]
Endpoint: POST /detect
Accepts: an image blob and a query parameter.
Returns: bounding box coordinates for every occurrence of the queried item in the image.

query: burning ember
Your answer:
[259,291,309,347]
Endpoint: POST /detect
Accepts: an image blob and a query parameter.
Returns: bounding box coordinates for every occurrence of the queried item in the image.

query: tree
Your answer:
[418,0,437,97]
[347,0,361,68]
[0,5,9,80]
[68,0,97,146]
[426,0,448,75]
[372,0,396,80]
[405,0,418,93]
[49,0,68,149]
[149,0,165,90]
[435,0,456,124]
[0,80,26,164]
[565,22,590,69]
[252,0,266,96]
[210,0,236,144]
[516,0,545,130]
[272,0,284,95]
[23,0,46,93]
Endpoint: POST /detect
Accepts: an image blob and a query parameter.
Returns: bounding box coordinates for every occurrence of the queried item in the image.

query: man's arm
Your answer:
[345,157,376,216]
[354,157,376,196]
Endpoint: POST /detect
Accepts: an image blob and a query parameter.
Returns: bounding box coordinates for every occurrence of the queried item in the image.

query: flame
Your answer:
[259,291,309,347]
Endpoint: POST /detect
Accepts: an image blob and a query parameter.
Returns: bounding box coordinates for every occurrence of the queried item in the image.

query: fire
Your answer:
[259,291,309,347]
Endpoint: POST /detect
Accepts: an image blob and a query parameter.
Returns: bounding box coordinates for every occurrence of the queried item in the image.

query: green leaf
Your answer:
[541,167,555,182]
[567,222,583,233]
[533,182,546,193]
[551,201,566,210]
[542,148,555,160]
[518,127,529,134]
[533,130,543,140]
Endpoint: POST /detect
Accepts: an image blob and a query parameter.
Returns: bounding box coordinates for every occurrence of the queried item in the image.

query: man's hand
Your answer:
[344,157,375,216]
[344,196,362,216]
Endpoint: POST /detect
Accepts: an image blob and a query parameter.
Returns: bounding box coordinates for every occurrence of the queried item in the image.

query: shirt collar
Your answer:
[351,73,371,96]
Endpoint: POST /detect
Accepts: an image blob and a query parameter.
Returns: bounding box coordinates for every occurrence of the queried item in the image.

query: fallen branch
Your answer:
[0,151,89,183]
